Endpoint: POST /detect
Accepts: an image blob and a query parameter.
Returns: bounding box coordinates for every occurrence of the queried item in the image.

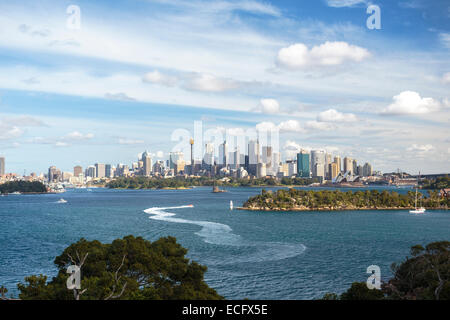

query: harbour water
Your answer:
[0,186,448,299]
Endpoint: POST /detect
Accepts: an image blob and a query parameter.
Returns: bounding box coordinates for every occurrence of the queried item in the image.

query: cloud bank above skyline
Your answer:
[0,0,449,174]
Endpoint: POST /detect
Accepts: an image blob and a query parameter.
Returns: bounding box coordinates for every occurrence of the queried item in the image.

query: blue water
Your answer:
[0,186,449,299]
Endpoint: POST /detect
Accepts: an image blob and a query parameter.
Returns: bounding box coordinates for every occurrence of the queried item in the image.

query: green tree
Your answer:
[17,235,223,300]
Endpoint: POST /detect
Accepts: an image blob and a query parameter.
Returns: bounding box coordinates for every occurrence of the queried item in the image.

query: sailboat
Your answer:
[409,187,426,214]
[230,200,233,211]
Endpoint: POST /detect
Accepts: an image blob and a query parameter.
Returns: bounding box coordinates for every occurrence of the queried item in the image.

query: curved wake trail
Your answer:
[144,206,242,246]
[144,206,306,264]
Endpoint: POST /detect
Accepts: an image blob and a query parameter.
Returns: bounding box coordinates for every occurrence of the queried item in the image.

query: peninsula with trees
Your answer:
[241,189,449,211]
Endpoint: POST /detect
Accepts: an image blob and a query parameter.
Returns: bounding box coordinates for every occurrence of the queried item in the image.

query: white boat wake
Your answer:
[144,205,306,264]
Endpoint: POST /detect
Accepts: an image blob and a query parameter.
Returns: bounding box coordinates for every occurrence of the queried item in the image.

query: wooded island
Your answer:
[241,189,449,211]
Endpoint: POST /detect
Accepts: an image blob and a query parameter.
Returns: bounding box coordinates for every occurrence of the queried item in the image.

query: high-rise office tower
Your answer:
[48,166,60,182]
[74,165,83,177]
[333,156,341,173]
[287,159,297,176]
[0,157,5,175]
[169,152,184,169]
[248,140,260,176]
[219,141,228,167]
[311,150,325,178]
[232,148,240,169]
[296,151,310,178]
[203,142,214,166]
[363,162,373,177]
[343,157,353,175]
[86,166,96,178]
[262,146,273,170]
[325,153,332,177]
[95,163,106,178]
[352,159,358,176]
[105,164,112,178]
[142,151,152,176]
[329,162,339,180]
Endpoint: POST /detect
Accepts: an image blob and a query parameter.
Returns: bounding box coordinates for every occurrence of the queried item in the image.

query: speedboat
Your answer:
[57,198,68,203]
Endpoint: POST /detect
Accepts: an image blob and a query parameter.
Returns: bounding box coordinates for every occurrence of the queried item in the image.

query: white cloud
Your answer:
[440,33,450,49]
[183,73,239,92]
[317,109,358,122]
[381,91,442,115]
[278,120,304,133]
[442,72,450,84]
[255,121,277,132]
[277,41,370,70]
[304,120,335,131]
[55,141,69,147]
[105,92,136,101]
[326,0,368,7]
[118,138,144,145]
[156,150,164,158]
[256,120,304,133]
[64,131,95,141]
[407,144,434,152]
[256,98,280,114]
[142,71,178,87]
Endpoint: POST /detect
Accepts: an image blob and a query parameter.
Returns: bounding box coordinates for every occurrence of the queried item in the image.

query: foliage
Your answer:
[106,176,317,189]
[421,176,450,190]
[0,181,47,194]
[17,235,223,300]
[322,241,450,300]
[383,241,450,300]
[243,188,449,210]
[340,282,385,300]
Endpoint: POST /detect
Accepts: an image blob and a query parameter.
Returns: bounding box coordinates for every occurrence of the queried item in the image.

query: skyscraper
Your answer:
[262,146,273,170]
[0,157,5,175]
[333,156,341,173]
[343,157,353,175]
[95,163,106,178]
[363,162,373,177]
[248,140,260,176]
[311,150,325,178]
[325,153,332,177]
[296,151,310,178]
[105,164,112,178]
[142,151,152,176]
[74,165,83,177]
[169,152,184,169]
[219,141,228,167]
[329,162,339,180]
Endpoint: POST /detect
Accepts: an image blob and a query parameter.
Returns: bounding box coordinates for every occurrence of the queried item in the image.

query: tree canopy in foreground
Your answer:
[323,241,450,300]
[16,235,223,300]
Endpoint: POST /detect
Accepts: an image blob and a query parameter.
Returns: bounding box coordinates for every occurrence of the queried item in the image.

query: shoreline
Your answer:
[237,206,447,212]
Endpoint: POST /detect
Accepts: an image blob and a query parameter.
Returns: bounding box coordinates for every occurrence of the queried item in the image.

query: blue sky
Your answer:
[0,0,449,174]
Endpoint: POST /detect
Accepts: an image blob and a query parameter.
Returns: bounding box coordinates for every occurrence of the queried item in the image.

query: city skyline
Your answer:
[0,0,449,174]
